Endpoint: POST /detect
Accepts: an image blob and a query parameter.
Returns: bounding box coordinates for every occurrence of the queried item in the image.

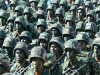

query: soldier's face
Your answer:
[8,21,14,32]
[24,13,31,20]
[37,26,46,33]
[15,22,22,31]
[30,2,37,10]
[15,11,22,17]
[31,57,44,72]
[50,43,59,56]
[39,39,48,49]
[85,30,94,38]
[87,16,94,22]
[65,48,75,59]
[77,10,84,18]
[78,41,87,50]
[66,21,73,26]
[93,45,100,58]
[96,12,100,21]
[51,28,59,37]
[20,37,29,44]
[56,14,63,21]
[47,10,54,16]
[15,50,25,62]
[63,35,73,42]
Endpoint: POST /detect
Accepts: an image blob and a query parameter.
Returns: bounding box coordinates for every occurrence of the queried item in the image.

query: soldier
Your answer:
[14,5,24,17]
[29,0,39,11]
[85,1,93,15]
[0,10,8,30]
[0,54,10,75]
[8,0,17,14]
[65,14,75,28]
[89,38,100,75]
[77,6,86,22]
[85,22,97,39]
[13,16,26,39]
[23,7,36,23]
[36,19,47,36]
[49,23,62,38]
[62,39,90,75]
[37,2,47,11]
[62,26,75,42]
[38,32,51,52]
[86,10,96,23]
[49,37,64,60]
[55,7,65,27]
[47,4,57,25]
[59,0,68,12]
[36,10,46,20]
[2,36,17,61]
[76,32,92,61]
[70,5,77,18]
[7,15,16,33]
[24,46,50,75]
[10,42,29,74]
[76,21,85,34]
[19,31,32,45]
[50,0,59,9]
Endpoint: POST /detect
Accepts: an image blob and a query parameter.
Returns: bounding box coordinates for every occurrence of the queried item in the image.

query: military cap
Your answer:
[37,2,47,10]
[29,46,46,62]
[47,4,56,12]
[59,0,68,7]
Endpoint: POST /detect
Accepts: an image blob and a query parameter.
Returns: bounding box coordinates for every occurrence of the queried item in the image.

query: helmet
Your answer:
[64,39,81,53]
[50,0,59,4]
[85,22,97,33]
[47,4,56,12]
[0,54,10,71]
[20,31,32,43]
[14,42,29,59]
[65,14,75,25]
[55,7,65,17]
[3,36,17,48]
[18,0,30,6]
[87,10,96,21]
[36,10,46,19]
[0,10,8,19]
[62,26,76,37]
[49,23,62,36]
[76,21,85,31]
[37,19,47,28]
[85,1,93,9]
[59,0,68,8]
[7,15,16,23]
[29,0,39,3]
[29,46,46,62]
[0,29,6,39]
[38,32,51,42]
[70,5,77,11]
[15,5,24,15]
[92,38,100,49]
[92,0,98,4]
[24,7,34,16]
[15,16,26,29]
[95,6,100,13]
[76,32,89,44]
[37,2,47,10]
[49,37,64,52]
[10,0,17,6]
